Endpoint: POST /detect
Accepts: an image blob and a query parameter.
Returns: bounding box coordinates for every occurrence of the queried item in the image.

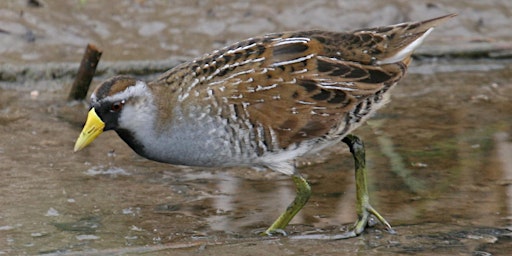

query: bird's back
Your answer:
[145,14,455,168]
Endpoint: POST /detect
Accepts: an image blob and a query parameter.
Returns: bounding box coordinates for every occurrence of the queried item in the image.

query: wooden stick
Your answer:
[68,43,102,101]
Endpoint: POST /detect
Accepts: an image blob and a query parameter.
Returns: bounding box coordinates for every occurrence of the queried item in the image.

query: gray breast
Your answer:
[141,106,259,167]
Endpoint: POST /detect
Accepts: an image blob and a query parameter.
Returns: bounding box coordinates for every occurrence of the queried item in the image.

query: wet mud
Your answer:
[1,0,512,255]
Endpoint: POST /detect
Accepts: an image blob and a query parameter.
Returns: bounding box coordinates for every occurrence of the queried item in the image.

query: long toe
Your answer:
[349,203,395,237]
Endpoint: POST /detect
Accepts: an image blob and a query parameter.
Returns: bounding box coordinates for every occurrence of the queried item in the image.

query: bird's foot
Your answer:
[341,201,395,239]
[288,202,395,240]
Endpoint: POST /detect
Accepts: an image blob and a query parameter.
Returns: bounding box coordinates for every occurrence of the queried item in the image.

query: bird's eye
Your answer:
[110,100,125,112]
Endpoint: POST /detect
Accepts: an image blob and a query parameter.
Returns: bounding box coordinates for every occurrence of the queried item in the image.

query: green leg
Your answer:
[263,174,311,236]
[341,134,394,237]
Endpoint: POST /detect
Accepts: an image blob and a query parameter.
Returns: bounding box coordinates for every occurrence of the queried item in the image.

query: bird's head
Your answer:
[74,75,154,152]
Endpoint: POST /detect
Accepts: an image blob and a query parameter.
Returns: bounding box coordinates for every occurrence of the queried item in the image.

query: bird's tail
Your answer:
[363,13,457,65]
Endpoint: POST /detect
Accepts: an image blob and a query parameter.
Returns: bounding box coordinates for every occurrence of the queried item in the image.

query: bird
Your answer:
[74,14,456,238]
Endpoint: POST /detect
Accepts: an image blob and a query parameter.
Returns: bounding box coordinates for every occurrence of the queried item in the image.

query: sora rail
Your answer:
[74,14,456,237]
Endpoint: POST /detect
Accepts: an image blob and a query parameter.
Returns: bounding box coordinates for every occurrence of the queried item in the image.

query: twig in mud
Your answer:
[68,43,102,101]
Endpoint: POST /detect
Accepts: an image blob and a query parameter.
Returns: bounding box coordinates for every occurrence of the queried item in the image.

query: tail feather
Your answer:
[376,27,435,64]
[351,14,457,65]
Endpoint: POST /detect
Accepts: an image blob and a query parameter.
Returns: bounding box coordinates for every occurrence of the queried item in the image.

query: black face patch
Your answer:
[115,128,145,156]
[93,102,121,131]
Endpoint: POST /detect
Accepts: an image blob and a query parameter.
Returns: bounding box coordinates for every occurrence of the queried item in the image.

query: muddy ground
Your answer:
[1,0,512,255]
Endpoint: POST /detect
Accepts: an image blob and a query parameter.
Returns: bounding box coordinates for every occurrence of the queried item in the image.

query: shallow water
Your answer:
[0,59,511,255]
[1,0,512,255]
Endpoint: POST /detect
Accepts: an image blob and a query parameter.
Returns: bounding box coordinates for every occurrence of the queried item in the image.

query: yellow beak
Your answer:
[74,108,105,152]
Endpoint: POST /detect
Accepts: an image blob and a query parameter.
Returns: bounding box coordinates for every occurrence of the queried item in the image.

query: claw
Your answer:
[347,202,395,237]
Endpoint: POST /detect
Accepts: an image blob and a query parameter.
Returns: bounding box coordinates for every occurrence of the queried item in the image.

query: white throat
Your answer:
[116,81,159,144]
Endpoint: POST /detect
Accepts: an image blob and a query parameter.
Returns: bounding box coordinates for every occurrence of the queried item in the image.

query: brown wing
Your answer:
[193,35,405,150]
[152,14,454,151]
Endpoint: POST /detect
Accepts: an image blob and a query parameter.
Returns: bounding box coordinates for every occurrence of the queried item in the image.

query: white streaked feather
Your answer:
[98,80,150,104]
[272,37,310,46]
[376,28,434,65]
[271,54,315,67]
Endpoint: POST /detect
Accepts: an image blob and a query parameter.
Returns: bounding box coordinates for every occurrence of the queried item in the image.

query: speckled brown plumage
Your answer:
[147,14,455,155]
